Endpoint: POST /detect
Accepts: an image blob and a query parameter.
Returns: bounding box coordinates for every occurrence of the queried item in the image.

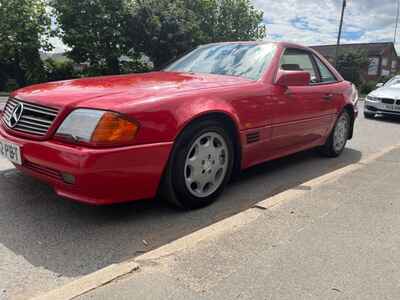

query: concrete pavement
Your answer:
[78,147,400,300]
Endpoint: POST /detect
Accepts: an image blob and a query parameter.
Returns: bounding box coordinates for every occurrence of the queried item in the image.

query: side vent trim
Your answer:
[246,131,260,144]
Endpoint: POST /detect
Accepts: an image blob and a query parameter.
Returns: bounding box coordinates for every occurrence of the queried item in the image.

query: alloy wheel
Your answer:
[333,114,350,153]
[184,132,229,198]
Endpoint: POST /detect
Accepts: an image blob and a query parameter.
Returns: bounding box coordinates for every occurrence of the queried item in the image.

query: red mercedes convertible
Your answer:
[0,42,358,209]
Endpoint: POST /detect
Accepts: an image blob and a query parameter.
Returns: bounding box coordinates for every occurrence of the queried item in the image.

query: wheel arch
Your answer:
[178,111,242,176]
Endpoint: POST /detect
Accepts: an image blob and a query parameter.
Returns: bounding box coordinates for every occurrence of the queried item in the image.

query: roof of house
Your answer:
[311,42,398,58]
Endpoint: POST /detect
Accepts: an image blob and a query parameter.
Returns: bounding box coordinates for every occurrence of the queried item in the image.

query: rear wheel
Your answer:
[320,111,351,157]
[161,120,234,209]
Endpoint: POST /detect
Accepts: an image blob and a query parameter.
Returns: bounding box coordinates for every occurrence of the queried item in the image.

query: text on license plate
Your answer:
[0,139,22,165]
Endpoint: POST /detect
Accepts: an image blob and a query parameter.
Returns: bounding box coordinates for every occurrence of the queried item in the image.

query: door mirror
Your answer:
[376,82,384,88]
[276,71,311,87]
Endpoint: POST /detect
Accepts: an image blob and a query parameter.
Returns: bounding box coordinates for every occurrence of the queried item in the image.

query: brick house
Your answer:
[311,42,400,81]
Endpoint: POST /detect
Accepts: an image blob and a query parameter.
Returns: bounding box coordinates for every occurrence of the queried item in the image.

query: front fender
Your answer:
[129,92,244,145]
[173,97,241,139]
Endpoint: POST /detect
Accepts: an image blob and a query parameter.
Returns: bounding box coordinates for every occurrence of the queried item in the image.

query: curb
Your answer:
[30,143,400,300]
[31,262,139,300]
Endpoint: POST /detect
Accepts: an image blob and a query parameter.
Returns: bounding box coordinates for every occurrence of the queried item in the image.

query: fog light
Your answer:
[61,172,76,184]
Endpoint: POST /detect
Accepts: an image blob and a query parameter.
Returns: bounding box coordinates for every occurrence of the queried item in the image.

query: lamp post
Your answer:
[335,0,347,68]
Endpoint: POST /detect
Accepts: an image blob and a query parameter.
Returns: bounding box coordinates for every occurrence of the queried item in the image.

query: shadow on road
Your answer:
[0,147,361,277]
[368,114,400,124]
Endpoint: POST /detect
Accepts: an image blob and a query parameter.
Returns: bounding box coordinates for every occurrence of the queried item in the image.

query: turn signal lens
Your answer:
[91,112,139,145]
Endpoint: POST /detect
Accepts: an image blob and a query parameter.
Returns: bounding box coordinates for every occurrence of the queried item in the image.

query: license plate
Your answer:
[383,104,394,110]
[0,139,22,165]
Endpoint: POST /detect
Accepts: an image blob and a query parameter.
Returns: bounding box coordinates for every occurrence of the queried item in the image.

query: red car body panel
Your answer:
[0,42,358,204]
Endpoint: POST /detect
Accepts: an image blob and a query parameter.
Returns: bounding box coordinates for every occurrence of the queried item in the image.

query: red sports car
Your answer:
[0,42,358,209]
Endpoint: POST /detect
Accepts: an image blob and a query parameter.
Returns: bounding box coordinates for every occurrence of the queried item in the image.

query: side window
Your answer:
[314,56,337,83]
[280,49,318,83]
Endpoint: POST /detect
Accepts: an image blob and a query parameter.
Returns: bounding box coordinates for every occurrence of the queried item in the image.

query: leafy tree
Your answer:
[127,0,199,68]
[336,49,369,86]
[128,0,266,68]
[0,0,52,87]
[186,0,266,43]
[44,58,78,82]
[51,0,133,74]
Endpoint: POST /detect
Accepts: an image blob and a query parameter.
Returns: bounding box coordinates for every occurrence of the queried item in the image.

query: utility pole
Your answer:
[335,0,347,68]
[394,0,400,46]
[393,0,400,75]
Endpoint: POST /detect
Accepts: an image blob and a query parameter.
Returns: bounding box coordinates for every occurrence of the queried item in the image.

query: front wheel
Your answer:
[320,111,351,157]
[161,120,234,210]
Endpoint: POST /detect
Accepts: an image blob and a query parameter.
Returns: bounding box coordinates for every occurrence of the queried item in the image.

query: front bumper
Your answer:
[364,99,400,116]
[0,125,173,205]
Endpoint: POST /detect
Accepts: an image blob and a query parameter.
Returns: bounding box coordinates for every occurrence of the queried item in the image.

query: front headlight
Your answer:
[366,95,380,102]
[55,109,139,146]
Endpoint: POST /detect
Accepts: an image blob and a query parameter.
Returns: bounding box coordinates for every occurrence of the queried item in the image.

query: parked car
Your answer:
[364,76,400,118]
[0,42,358,209]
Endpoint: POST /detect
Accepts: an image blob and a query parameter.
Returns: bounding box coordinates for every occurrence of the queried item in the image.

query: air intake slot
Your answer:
[246,132,260,144]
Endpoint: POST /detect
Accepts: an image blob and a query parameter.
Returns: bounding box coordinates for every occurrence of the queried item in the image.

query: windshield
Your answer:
[385,77,400,88]
[164,43,277,81]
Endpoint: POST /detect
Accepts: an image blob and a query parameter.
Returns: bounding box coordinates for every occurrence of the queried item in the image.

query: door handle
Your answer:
[323,93,334,101]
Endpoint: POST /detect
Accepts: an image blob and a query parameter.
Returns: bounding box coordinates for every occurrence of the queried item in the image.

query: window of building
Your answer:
[368,57,380,75]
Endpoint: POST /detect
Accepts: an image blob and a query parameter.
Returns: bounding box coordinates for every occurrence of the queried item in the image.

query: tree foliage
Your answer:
[44,58,77,82]
[1,0,266,90]
[50,0,133,74]
[336,49,369,86]
[0,0,52,86]
[128,0,266,68]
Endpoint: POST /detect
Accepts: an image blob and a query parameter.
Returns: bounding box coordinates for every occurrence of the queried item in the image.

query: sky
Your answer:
[49,0,400,53]
[253,0,400,51]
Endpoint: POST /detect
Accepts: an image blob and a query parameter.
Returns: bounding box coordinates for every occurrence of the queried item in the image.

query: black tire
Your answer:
[320,111,351,157]
[160,119,235,210]
[364,112,375,119]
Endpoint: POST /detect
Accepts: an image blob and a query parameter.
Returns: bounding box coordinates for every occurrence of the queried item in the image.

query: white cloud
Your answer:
[252,0,400,52]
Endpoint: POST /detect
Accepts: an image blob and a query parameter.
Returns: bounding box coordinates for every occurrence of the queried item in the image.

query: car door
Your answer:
[270,48,335,151]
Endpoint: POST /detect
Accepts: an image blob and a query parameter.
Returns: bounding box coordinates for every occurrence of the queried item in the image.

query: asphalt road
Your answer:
[81,147,400,300]
[1,102,400,299]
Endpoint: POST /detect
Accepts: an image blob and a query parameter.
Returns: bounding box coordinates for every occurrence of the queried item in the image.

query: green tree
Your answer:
[127,0,199,68]
[51,0,132,74]
[0,0,52,87]
[128,0,266,68]
[44,58,78,82]
[186,0,266,43]
[336,49,369,86]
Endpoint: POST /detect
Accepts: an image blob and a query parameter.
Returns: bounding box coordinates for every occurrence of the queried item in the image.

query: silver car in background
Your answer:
[364,76,400,118]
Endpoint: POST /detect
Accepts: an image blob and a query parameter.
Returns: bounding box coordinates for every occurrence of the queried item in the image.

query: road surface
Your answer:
[1,102,400,299]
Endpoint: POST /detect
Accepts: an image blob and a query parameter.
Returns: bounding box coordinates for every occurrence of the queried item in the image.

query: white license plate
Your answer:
[0,139,22,165]
[383,104,394,110]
